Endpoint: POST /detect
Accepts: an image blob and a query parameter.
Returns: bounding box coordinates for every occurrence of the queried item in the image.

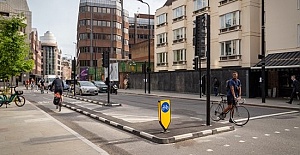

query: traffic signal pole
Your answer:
[206,15,211,126]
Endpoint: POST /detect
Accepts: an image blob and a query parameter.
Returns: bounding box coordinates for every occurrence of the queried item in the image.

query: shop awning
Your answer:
[251,51,300,69]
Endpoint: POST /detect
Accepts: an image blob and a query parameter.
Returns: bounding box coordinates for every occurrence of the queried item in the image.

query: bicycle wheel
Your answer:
[231,105,250,126]
[15,96,26,107]
[210,103,223,121]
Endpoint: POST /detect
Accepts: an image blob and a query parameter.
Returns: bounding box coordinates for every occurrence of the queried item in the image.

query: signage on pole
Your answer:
[158,99,171,132]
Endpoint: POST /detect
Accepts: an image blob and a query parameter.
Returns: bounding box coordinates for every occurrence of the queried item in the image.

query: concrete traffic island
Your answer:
[61,94,234,144]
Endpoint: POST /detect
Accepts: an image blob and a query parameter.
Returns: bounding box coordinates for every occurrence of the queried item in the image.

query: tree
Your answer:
[0,15,34,79]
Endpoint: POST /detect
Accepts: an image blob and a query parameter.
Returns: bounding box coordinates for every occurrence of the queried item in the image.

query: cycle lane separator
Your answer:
[61,101,235,144]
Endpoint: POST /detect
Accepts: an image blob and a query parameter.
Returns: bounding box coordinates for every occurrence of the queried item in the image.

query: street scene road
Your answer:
[8,88,297,155]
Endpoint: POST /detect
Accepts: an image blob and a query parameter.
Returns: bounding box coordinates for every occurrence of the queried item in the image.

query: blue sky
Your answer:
[27,0,165,58]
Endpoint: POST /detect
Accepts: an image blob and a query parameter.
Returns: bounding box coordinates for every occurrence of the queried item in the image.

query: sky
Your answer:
[27,0,166,58]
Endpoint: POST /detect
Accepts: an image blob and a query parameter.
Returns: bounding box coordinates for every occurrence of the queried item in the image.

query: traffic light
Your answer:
[193,57,199,71]
[195,14,206,58]
[71,59,76,79]
[102,51,109,68]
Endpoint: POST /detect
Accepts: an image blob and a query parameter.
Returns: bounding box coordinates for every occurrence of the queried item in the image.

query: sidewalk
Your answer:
[0,98,108,155]
[118,89,300,110]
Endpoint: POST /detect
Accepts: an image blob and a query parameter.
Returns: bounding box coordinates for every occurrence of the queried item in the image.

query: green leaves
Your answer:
[0,15,34,77]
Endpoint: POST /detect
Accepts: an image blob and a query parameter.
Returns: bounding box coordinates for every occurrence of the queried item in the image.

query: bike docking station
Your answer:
[158,99,171,133]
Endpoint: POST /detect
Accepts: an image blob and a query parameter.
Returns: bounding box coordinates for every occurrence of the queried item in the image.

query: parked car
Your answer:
[75,81,98,96]
[63,81,70,91]
[92,81,108,93]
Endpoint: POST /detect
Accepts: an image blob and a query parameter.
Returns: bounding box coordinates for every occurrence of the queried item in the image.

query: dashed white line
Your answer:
[206,149,213,152]
[252,137,258,139]
[224,144,230,147]
[264,134,270,136]
[234,135,241,138]
[239,140,245,143]
[294,127,299,129]
[284,129,290,131]
[274,131,280,134]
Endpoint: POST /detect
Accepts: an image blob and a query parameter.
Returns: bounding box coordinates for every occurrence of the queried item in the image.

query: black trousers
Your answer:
[289,92,300,103]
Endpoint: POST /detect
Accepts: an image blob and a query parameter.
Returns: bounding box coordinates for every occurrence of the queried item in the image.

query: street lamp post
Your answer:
[137,0,151,94]
[86,27,96,81]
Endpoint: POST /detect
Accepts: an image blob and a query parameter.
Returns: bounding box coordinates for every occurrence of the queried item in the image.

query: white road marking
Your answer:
[239,140,245,143]
[294,127,299,129]
[190,117,203,120]
[220,111,299,124]
[206,149,213,152]
[224,144,230,147]
[265,134,270,136]
[234,135,241,138]
[252,137,258,139]
[274,131,280,134]
[284,129,290,131]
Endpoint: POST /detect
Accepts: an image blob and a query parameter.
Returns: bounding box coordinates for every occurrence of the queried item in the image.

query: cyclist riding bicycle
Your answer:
[51,76,64,111]
[220,71,242,123]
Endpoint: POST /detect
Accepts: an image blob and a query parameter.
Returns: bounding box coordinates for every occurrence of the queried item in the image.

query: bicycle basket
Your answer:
[16,91,23,95]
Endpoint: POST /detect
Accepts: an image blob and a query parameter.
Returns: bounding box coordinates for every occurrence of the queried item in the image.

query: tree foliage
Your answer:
[0,15,34,78]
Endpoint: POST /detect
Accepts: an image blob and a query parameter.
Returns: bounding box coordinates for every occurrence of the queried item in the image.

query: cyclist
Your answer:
[51,76,64,111]
[39,78,45,94]
[220,71,242,123]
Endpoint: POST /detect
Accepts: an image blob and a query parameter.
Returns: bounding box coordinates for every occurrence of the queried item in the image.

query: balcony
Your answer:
[156,42,168,48]
[219,25,241,34]
[219,0,239,6]
[156,62,168,67]
[219,55,242,67]
[173,38,186,44]
[172,16,186,23]
[156,22,168,28]
[193,6,210,15]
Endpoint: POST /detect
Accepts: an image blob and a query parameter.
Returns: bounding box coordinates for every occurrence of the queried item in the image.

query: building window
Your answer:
[173,27,186,43]
[220,11,240,33]
[219,0,238,6]
[173,49,186,64]
[157,13,167,26]
[298,24,300,47]
[220,40,241,60]
[157,52,168,66]
[194,0,208,12]
[173,6,185,20]
[157,33,167,46]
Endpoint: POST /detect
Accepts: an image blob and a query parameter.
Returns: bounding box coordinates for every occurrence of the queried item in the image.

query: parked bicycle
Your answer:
[0,86,25,108]
[210,94,250,126]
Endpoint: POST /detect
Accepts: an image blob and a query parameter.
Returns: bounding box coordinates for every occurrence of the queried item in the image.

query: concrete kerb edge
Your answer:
[120,92,299,111]
[61,102,233,144]
[62,95,121,107]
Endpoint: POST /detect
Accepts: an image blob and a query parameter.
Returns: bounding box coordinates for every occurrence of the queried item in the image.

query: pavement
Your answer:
[0,88,109,155]
[1,87,299,154]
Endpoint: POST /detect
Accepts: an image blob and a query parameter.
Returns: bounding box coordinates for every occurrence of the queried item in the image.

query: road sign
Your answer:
[158,100,171,132]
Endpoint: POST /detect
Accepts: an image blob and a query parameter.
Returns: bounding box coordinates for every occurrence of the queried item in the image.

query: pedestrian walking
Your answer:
[286,75,300,105]
[213,77,220,96]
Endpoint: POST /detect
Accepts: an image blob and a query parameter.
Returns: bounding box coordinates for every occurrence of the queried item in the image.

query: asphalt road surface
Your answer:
[25,91,300,155]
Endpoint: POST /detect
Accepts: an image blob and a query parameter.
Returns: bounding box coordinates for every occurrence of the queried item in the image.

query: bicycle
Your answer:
[0,86,26,108]
[210,94,250,126]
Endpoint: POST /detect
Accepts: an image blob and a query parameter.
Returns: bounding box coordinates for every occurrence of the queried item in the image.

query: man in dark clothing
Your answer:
[213,77,220,96]
[220,71,242,123]
[286,75,300,104]
[51,77,64,95]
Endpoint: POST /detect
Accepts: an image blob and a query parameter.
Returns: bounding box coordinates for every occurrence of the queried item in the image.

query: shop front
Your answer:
[251,51,300,98]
